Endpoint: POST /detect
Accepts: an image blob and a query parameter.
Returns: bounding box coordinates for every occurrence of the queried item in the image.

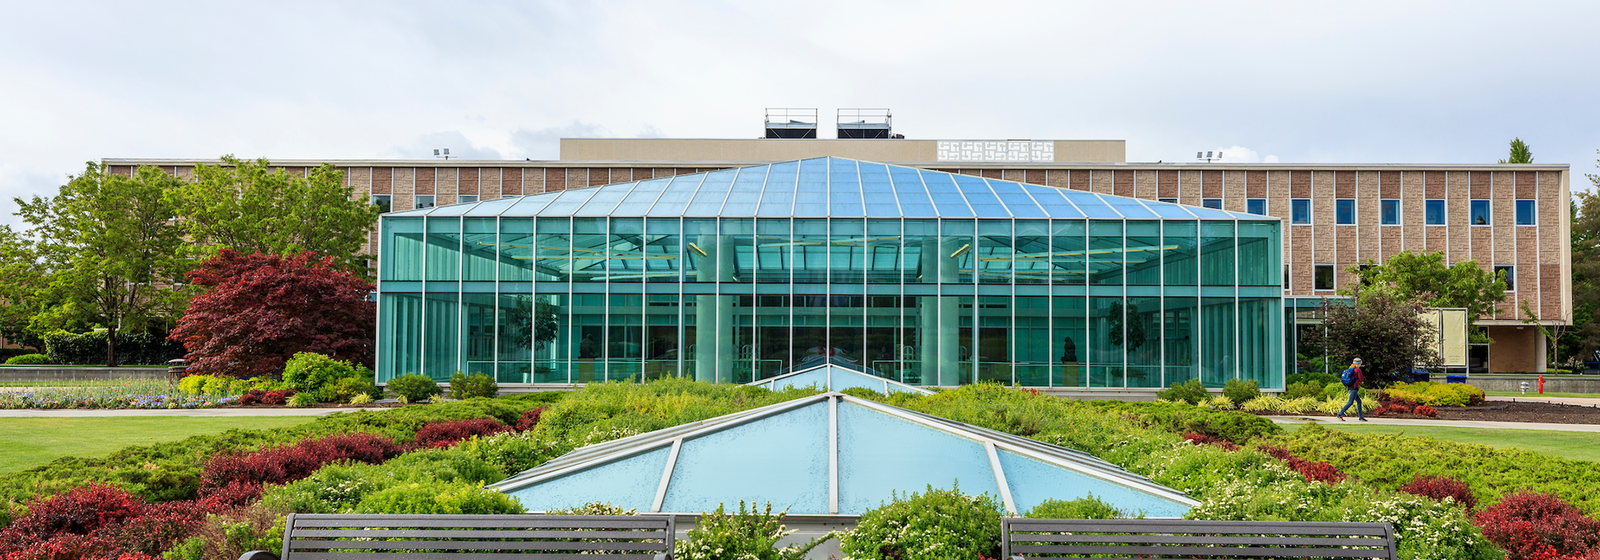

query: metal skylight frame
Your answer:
[746,364,935,395]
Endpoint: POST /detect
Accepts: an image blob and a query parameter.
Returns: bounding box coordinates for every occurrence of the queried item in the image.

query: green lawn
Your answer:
[1302,423,1600,463]
[0,416,316,473]
[1484,390,1600,399]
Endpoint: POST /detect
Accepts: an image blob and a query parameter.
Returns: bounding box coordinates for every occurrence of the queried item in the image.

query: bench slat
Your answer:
[293,519,668,530]
[1011,533,1388,547]
[293,529,666,540]
[1013,544,1391,558]
[293,554,664,560]
[290,540,664,552]
[1007,523,1389,537]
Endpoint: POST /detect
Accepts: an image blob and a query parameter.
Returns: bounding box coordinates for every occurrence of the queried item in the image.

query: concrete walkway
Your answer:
[1270,416,1600,433]
[1487,395,1600,407]
[0,407,388,417]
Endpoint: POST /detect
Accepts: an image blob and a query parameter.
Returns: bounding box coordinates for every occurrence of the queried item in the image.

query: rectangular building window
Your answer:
[1516,199,1537,225]
[1425,199,1445,225]
[1247,198,1266,215]
[1495,265,1514,291]
[1291,199,1311,224]
[1335,199,1355,225]
[1380,199,1399,225]
[1202,198,1222,209]
[1313,264,1335,291]
[1282,264,1290,287]
[415,195,436,209]
[1470,200,1491,225]
[371,194,392,214]
[1158,198,1178,204]
[458,195,480,204]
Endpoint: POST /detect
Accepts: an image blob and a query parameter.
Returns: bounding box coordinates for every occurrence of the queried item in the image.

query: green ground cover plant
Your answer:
[3,354,48,365]
[386,373,442,403]
[838,485,1004,560]
[0,417,317,474]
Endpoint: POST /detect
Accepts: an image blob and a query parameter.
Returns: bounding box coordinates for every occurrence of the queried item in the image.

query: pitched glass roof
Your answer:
[393,157,1271,220]
[748,364,934,395]
[491,393,1197,517]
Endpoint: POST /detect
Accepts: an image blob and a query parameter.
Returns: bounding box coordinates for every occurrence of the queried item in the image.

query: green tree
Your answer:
[1498,138,1534,164]
[1348,251,1507,337]
[171,156,381,275]
[1558,157,1600,369]
[15,164,195,366]
[0,226,50,349]
[1319,284,1441,382]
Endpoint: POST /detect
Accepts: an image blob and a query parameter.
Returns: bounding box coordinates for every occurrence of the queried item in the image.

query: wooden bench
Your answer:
[1003,518,1397,559]
[240,513,675,560]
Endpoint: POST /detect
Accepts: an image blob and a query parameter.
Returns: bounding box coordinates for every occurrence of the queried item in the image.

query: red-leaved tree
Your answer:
[170,250,374,378]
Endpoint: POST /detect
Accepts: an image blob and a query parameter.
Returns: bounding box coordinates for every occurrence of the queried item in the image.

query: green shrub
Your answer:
[4,353,49,365]
[1158,378,1209,405]
[449,371,499,399]
[675,501,825,560]
[1223,379,1261,407]
[838,484,1003,560]
[1321,382,1373,401]
[282,352,365,394]
[286,392,319,408]
[387,373,442,403]
[1287,371,1339,387]
[351,480,523,514]
[1384,382,1484,407]
[549,502,636,515]
[42,328,184,365]
[1284,381,1323,400]
[1024,494,1137,519]
[178,375,213,394]
[262,447,506,514]
[330,376,381,403]
[202,375,234,396]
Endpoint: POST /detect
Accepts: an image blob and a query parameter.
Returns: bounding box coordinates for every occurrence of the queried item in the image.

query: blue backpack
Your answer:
[1340,368,1358,387]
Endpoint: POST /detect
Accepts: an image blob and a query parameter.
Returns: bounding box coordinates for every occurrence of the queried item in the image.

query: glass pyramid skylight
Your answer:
[491,393,1197,517]
[391,157,1269,220]
[748,364,933,395]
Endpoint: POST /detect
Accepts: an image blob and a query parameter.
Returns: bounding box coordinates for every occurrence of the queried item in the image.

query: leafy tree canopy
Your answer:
[13,164,195,365]
[1347,251,1507,326]
[1498,137,1534,164]
[1319,285,1441,381]
[170,156,380,275]
[170,249,375,378]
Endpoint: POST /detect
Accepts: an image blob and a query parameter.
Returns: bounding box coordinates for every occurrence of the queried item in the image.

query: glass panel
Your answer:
[662,401,829,514]
[378,293,422,381]
[1088,220,1122,286]
[1124,221,1160,286]
[1471,200,1491,225]
[837,402,1000,515]
[830,219,866,283]
[722,219,754,283]
[1052,296,1086,388]
[425,218,461,281]
[460,293,495,378]
[756,294,790,379]
[1336,199,1355,224]
[511,446,669,513]
[903,220,937,284]
[1246,199,1266,216]
[645,218,681,283]
[902,295,938,385]
[1237,222,1280,287]
[1088,296,1123,388]
[570,218,607,283]
[382,218,424,281]
[608,218,644,282]
[535,218,571,282]
[792,293,828,371]
[533,294,569,383]
[942,296,973,385]
[976,296,1011,385]
[1014,296,1050,386]
[1162,220,1197,286]
[941,220,975,284]
[1239,297,1282,389]
[607,294,643,381]
[793,219,829,283]
[998,450,1192,519]
[684,293,707,381]
[1425,199,1445,225]
[1126,296,1161,388]
[865,296,898,379]
[1164,297,1197,386]
[830,295,864,367]
[728,295,754,383]
[463,218,497,281]
[497,294,531,383]
[684,218,718,283]
[499,218,534,282]
[756,219,792,283]
[977,220,1012,284]
[423,293,458,380]
[1291,199,1311,224]
[1013,220,1050,285]
[1516,199,1536,225]
[865,220,901,284]
[645,294,680,380]
[1381,199,1400,225]
[1051,220,1086,286]
[571,293,604,383]
[1201,297,1236,387]
[1200,221,1236,286]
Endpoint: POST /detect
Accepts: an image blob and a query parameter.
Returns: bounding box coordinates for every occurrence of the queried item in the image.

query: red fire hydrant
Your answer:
[1539,375,1545,395]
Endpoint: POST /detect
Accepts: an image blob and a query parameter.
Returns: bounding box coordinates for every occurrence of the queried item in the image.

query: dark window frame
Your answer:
[1425,199,1445,225]
[1313,264,1335,291]
[1247,198,1267,216]
[1380,199,1400,225]
[1291,199,1311,225]
[1494,265,1515,292]
[1515,199,1537,226]
[1470,199,1491,226]
[1335,198,1356,225]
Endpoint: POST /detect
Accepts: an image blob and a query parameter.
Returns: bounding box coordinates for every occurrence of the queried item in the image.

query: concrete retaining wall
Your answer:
[0,367,169,382]
[1467,376,1600,393]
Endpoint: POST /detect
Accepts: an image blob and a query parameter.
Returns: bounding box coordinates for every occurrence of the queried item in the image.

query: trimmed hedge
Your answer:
[42,329,184,366]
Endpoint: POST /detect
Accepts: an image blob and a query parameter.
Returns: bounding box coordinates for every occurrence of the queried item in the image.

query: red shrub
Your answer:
[195,481,262,510]
[113,501,206,556]
[261,391,286,405]
[515,407,549,432]
[1183,432,1239,451]
[1475,491,1600,560]
[1387,404,1414,414]
[8,484,144,537]
[412,418,511,448]
[0,532,121,560]
[1414,405,1438,417]
[198,433,400,496]
[1255,444,1347,485]
[238,389,264,405]
[1400,474,1476,510]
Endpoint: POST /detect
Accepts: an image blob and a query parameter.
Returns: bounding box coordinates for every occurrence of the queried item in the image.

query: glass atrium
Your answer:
[377,157,1284,389]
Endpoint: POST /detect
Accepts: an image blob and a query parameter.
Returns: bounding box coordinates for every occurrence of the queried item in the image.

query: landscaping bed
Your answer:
[1435,400,1600,424]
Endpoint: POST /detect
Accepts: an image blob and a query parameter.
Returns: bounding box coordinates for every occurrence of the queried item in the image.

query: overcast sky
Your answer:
[3,1,1598,226]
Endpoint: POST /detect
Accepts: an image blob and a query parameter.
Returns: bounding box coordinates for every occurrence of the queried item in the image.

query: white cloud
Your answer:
[509,121,611,160]
[1215,146,1280,164]
[388,131,503,160]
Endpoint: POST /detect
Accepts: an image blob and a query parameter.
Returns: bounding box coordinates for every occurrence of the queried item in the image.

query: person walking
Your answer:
[1337,358,1367,421]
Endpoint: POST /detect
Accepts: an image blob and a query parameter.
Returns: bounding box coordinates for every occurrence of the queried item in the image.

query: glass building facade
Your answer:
[376,158,1284,389]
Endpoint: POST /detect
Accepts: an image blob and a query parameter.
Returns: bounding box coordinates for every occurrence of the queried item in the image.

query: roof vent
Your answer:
[837,108,893,139]
[764,108,818,138]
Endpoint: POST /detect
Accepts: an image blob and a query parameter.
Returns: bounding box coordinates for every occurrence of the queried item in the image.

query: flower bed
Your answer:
[0,380,238,410]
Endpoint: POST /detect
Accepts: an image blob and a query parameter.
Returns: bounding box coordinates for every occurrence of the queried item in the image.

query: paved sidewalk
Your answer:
[1487,395,1600,407]
[0,407,388,417]
[1270,416,1600,433]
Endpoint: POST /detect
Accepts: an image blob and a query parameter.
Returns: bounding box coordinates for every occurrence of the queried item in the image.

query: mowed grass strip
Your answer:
[0,416,316,474]
[1305,423,1600,463]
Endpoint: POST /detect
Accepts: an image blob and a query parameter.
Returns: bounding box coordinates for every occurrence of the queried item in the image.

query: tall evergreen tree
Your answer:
[1498,138,1534,164]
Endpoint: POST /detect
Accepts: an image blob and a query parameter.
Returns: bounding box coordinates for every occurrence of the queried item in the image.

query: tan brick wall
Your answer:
[1114,170,1134,197]
[1091,170,1114,194]
[1201,170,1222,199]
[1069,170,1089,191]
[460,168,479,198]
[1486,326,1540,373]
[415,168,435,196]
[437,168,458,205]
[393,168,414,211]
[1157,170,1177,198]
[1246,171,1267,199]
[1134,170,1158,200]
[1046,169,1069,190]
[1179,170,1201,205]
[1223,170,1246,213]
[546,168,566,193]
